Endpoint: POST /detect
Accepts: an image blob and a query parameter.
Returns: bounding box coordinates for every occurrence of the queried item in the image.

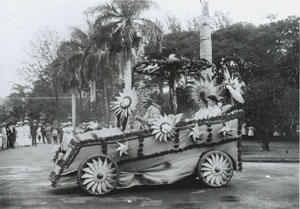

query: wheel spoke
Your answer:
[97,157,103,169]
[107,173,117,177]
[206,173,213,182]
[201,167,212,171]
[206,157,214,166]
[220,155,224,164]
[102,159,108,169]
[107,162,113,170]
[92,159,99,170]
[91,182,98,193]
[86,181,95,190]
[82,173,94,179]
[202,171,213,177]
[210,175,216,185]
[104,180,112,189]
[97,183,102,194]
[202,162,213,168]
[83,178,94,185]
[102,182,108,193]
[83,167,95,175]
[221,173,229,181]
[219,176,225,185]
[216,153,220,163]
[87,162,96,172]
[215,175,220,185]
[211,154,216,164]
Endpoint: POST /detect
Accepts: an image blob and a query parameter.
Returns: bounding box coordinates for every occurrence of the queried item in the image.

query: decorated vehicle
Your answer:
[48,56,245,196]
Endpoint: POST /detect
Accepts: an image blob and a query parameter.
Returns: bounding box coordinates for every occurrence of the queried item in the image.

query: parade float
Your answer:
[48,55,245,196]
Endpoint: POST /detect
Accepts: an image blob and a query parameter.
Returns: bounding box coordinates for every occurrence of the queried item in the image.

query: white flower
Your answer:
[151,115,177,142]
[223,68,245,104]
[116,141,130,157]
[111,89,138,119]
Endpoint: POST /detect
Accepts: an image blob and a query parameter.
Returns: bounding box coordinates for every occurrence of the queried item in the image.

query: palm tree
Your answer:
[88,0,163,90]
[200,0,213,77]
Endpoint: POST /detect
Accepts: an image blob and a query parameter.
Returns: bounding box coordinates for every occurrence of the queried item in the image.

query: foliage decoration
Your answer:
[223,68,245,104]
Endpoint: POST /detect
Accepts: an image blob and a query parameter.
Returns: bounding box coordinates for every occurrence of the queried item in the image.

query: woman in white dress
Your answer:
[23,120,32,147]
[194,99,209,120]
[207,95,222,118]
[37,124,43,143]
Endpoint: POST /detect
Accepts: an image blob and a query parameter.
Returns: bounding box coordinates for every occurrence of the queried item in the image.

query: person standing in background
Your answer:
[30,120,38,147]
[23,120,32,147]
[51,128,58,144]
[7,122,17,148]
[2,123,8,149]
[45,123,52,144]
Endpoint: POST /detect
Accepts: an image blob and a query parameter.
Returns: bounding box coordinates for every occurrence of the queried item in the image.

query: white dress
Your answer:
[23,125,32,146]
[248,127,254,136]
[37,127,42,143]
[194,108,209,120]
[15,126,22,147]
[207,105,222,118]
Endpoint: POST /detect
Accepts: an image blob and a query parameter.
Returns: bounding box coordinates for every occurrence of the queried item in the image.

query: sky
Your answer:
[0,0,299,98]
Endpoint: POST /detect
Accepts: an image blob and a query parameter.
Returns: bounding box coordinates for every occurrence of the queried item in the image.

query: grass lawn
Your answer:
[242,139,299,160]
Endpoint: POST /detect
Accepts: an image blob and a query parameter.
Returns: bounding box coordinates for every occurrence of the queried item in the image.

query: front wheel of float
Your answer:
[197,150,234,187]
[77,154,119,196]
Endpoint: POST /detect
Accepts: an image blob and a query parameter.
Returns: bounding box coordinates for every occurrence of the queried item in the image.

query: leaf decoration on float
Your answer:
[189,75,223,104]
[116,141,130,157]
[218,121,236,137]
[110,89,138,119]
[151,115,177,142]
[223,68,245,104]
[188,123,205,143]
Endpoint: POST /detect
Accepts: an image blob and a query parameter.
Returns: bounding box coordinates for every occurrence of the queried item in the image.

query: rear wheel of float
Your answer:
[77,154,119,196]
[197,150,234,187]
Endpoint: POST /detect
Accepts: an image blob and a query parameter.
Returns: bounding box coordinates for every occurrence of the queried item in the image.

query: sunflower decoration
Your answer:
[151,115,177,142]
[110,89,138,119]
[189,75,223,104]
[223,68,245,104]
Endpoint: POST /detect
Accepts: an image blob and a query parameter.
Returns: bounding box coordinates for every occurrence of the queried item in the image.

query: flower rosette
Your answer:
[189,75,223,104]
[223,68,245,104]
[110,89,138,119]
[151,115,177,142]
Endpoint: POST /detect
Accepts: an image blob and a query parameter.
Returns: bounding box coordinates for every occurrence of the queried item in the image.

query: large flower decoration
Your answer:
[116,141,130,157]
[223,68,245,104]
[218,122,236,137]
[189,75,223,104]
[111,89,138,119]
[151,115,177,142]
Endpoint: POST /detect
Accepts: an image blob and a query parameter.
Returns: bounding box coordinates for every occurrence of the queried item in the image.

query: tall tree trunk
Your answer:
[54,88,61,123]
[123,59,132,90]
[71,89,76,131]
[103,77,111,126]
[200,0,213,77]
[89,80,96,102]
